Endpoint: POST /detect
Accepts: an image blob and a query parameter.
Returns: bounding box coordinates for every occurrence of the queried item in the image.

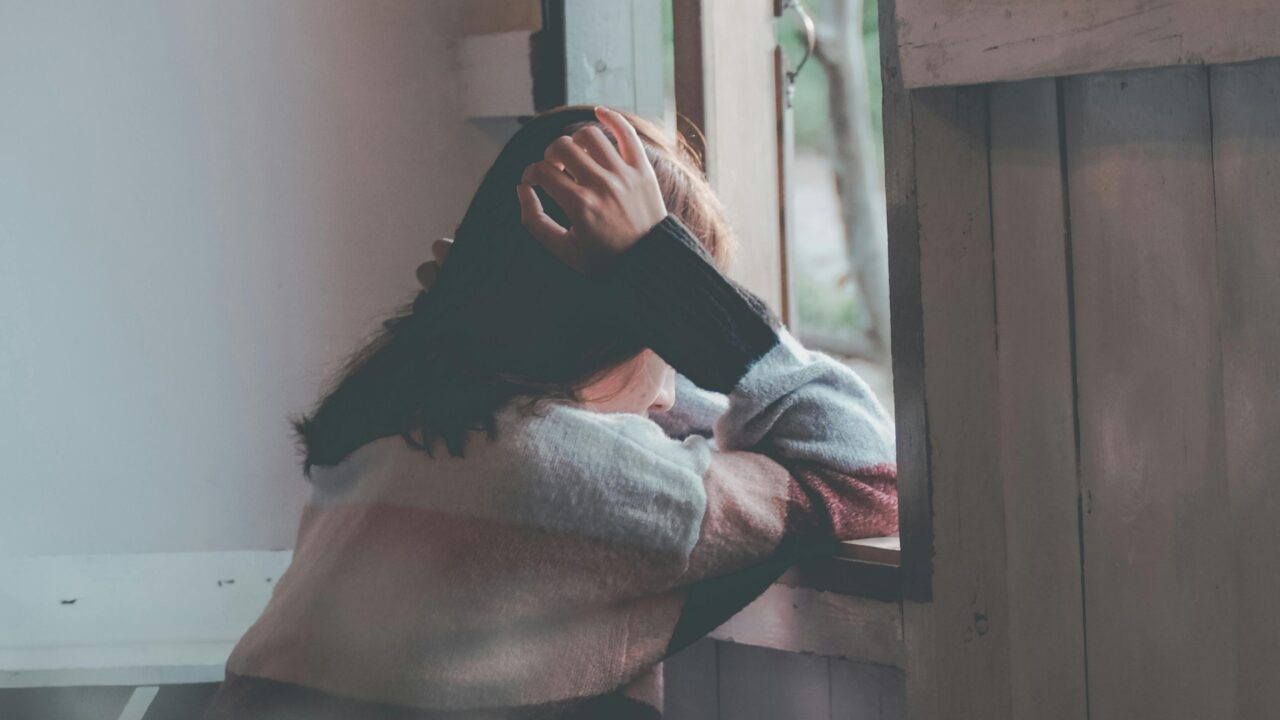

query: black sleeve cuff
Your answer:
[595,214,781,394]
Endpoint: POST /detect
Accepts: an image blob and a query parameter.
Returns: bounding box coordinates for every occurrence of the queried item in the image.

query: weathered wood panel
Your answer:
[666,640,907,719]
[880,1,1012,715]
[671,0,707,162]
[562,0,664,118]
[775,38,798,328]
[878,0,931,609]
[664,638,719,719]
[1210,57,1280,719]
[1065,67,1237,720]
[895,0,1280,89]
[718,644,831,720]
[906,83,1011,719]
[830,661,906,720]
[988,78,1088,720]
[707,584,904,667]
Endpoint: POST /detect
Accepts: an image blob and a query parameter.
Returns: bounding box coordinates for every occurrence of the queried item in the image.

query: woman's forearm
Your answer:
[596,213,782,393]
[599,214,897,543]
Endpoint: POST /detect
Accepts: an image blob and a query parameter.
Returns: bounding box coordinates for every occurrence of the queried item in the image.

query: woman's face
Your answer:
[580,348,676,416]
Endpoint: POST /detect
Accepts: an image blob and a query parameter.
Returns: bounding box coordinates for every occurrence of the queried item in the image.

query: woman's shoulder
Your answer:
[307,400,712,555]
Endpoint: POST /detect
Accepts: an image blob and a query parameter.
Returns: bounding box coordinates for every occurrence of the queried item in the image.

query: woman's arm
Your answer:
[598,211,898,552]
[515,107,896,525]
[517,105,896,674]
[576,212,898,659]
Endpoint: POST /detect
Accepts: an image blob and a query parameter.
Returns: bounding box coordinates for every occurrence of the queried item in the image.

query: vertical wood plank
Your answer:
[1065,66,1237,720]
[562,0,664,119]
[880,2,1012,717]
[907,80,1011,720]
[628,0,665,120]
[775,41,798,328]
[689,0,785,310]
[830,661,906,720]
[671,0,707,163]
[988,78,1088,720]
[1210,57,1280,719]
[663,638,719,720]
[717,644,831,720]
[878,0,932,609]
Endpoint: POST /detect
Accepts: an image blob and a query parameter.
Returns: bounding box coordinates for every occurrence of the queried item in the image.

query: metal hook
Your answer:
[780,0,816,108]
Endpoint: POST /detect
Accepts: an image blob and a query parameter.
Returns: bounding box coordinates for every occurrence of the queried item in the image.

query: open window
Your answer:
[515,0,903,599]
[664,0,901,578]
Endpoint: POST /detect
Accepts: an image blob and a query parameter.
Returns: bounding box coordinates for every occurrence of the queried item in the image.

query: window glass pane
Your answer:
[782,0,893,415]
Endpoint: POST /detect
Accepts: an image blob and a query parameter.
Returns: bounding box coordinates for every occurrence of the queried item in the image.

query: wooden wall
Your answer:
[892,0,1280,88]
[666,639,905,720]
[884,13,1280,714]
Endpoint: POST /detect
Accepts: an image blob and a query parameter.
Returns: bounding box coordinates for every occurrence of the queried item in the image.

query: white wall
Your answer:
[0,0,517,555]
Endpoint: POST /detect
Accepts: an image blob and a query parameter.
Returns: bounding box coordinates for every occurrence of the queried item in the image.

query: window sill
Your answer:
[777,536,902,602]
[705,537,904,666]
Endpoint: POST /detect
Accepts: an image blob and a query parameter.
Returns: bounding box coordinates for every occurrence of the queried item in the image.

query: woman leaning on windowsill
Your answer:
[202,105,897,720]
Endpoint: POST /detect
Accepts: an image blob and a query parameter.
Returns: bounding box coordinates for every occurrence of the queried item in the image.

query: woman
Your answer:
[204,105,897,719]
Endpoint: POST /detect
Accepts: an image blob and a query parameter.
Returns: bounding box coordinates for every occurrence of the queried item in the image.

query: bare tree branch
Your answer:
[810,0,891,363]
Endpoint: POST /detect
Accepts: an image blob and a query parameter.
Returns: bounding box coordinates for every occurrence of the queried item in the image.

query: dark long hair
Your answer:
[293,105,734,474]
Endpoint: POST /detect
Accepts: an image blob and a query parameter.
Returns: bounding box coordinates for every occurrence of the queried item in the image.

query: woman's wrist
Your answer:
[597,214,781,394]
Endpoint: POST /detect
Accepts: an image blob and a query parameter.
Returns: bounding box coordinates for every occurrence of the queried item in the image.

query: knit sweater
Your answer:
[203,215,898,720]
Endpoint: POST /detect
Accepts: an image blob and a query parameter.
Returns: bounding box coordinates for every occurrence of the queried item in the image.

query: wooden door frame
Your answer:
[671,0,793,319]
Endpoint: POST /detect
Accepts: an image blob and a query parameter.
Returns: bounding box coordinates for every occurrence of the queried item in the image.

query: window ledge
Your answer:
[704,537,904,666]
[777,536,902,602]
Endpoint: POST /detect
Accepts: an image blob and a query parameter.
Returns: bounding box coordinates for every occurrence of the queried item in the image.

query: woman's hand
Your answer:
[516,106,668,274]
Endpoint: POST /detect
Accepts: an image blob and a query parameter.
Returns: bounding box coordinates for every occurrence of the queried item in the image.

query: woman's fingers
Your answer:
[594,106,647,168]
[516,109,661,273]
[522,160,582,213]
[572,125,624,173]
[517,182,591,272]
[544,136,607,187]
[516,182,570,246]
